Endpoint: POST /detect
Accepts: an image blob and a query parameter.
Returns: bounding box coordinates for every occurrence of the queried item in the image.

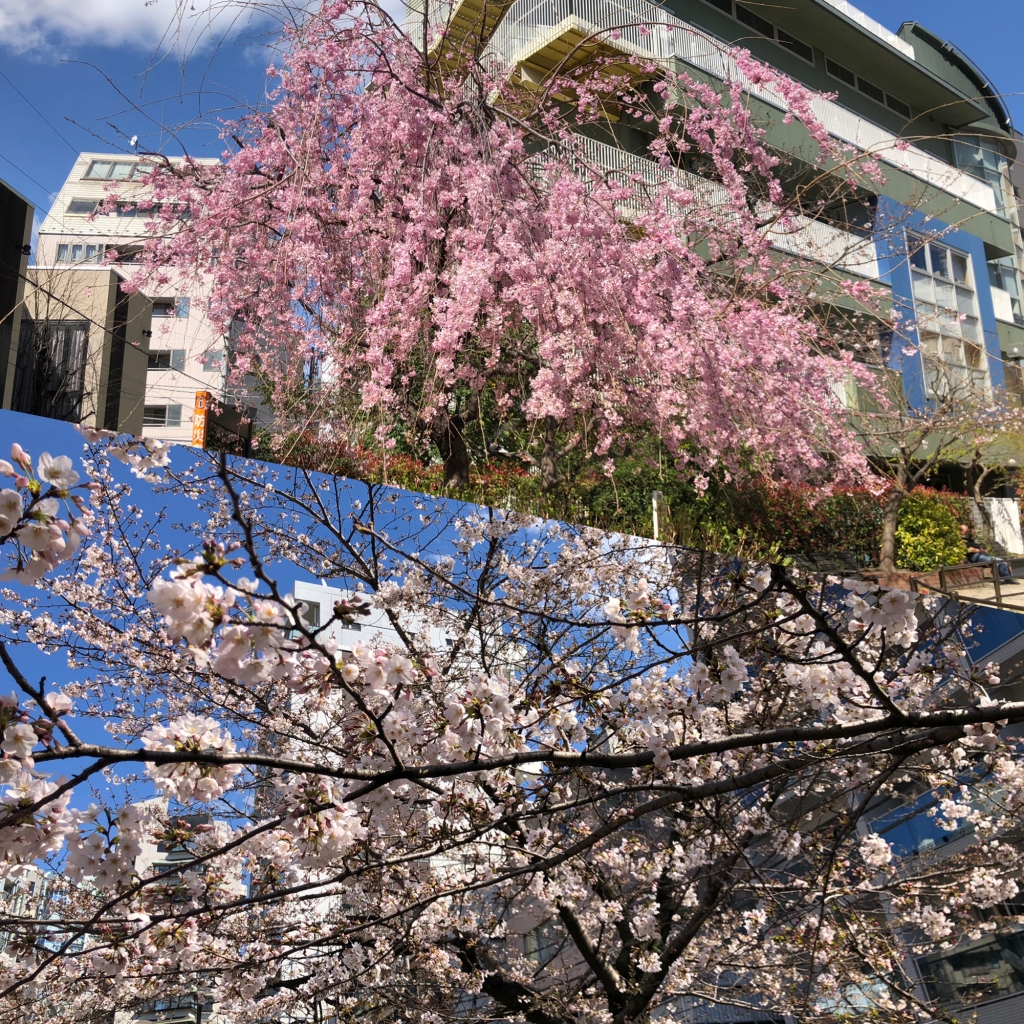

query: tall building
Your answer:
[411,0,1024,414]
[29,153,253,446]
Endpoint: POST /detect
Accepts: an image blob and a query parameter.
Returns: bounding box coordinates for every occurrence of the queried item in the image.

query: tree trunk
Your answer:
[878,467,909,572]
[969,462,994,538]
[433,414,470,489]
[539,416,560,493]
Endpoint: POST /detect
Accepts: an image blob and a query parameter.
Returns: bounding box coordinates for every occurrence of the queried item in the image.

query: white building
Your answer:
[33,153,248,445]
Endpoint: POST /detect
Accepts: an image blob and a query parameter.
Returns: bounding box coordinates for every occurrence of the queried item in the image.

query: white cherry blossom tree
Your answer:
[0,429,1020,1024]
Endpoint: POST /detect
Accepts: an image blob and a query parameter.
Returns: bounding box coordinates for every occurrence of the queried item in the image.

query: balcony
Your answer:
[405,0,518,68]
[554,135,879,277]
[483,0,999,214]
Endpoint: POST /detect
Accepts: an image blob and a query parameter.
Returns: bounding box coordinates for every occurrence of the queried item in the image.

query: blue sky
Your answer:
[0,0,1019,231]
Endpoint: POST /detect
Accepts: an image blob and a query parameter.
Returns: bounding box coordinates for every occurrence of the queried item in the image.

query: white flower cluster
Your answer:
[843,580,918,646]
[859,832,892,868]
[65,802,149,888]
[78,425,172,479]
[603,579,674,654]
[0,446,94,583]
[0,761,74,874]
[141,714,241,803]
[264,773,367,869]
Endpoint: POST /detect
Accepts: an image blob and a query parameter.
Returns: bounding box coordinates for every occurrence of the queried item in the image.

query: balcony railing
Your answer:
[551,135,879,276]
[482,0,1000,215]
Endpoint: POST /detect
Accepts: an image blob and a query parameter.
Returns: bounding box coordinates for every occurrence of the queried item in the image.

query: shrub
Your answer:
[895,492,968,572]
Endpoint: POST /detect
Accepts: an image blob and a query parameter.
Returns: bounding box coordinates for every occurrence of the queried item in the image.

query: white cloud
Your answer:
[0,0,276,54]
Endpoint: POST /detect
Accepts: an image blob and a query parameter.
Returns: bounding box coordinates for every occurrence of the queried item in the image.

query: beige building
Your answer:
[9,265,152,434]
[30,152,245,445]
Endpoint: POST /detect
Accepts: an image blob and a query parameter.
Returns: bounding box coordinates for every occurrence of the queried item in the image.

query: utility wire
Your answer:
[0,150,57,209]
[0,69,79,155]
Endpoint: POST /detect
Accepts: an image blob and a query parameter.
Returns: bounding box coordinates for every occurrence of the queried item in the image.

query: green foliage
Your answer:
[894,492,970,572]
[244,429,976,568]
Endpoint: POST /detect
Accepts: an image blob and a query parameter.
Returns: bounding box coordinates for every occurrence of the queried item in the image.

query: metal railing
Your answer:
[547,135,879,275]
[480,0,1000,215]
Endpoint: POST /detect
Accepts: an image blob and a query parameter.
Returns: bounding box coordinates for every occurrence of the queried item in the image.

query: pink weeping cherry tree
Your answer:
[135,0,887,491]
[0,429,1020,1023]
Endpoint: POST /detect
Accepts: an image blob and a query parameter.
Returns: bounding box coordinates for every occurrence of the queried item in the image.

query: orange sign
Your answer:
[192,391,211,447]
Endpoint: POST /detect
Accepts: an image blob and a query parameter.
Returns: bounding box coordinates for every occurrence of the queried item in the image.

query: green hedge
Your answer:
[248,431,976,569]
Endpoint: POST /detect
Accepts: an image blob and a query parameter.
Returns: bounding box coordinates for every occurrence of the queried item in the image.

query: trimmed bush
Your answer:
[894,492,969,572]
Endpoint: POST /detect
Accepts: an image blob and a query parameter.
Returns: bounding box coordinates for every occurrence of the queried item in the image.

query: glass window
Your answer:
[886,95,911,118]
[825,57,856,87]
[175,297,190,319]
[84,161,112,180]
[143,405,182,428]
[907,230,988,398]
[66,199,98,215]
[130,163,154,180]
[83,160,139,181]
[148,351,172,370]
[951,252,970,284]
[776,29,813,63]
[301,602,321,628]
[56,244,69,263]
[857,77,884,103]
[151,301,176,318]
[71,244,83,262]
[703,0,732,12]
[929,244,950,278]
[735,3,773,36]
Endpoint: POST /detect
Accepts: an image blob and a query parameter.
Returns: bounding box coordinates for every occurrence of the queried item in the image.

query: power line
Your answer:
[0,150,57,208]
[0,69,79,156]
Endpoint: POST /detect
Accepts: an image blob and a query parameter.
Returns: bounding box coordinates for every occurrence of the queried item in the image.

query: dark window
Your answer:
[734,3,773,36]
[11,321,89,424]
[148,351,171,370]
[703,0,733,12]
[857,77,884,103]
[151,301,176,318]
[825,57,856,87]
[301,601,321,627]
[776,29,813,63]
[66,199,98,215]
[886,94,911,118]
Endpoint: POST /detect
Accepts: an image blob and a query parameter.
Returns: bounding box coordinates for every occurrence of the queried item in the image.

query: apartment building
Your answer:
[30,153,249,445]
[411,0,1024,413]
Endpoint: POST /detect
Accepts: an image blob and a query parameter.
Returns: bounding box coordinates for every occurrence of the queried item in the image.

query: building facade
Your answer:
[30,153,241,444]
[0,177,34,414]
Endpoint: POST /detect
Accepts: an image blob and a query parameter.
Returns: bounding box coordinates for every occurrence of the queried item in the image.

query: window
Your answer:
[857,77,884,103]
[300,601,321,628]
[824,58,910,117]
[143,405,182,428]
[734,3,772,37]
[147,350,185,371]
[11,321,90,424]
[83,160,151,181]
[907,231,989,399]
[988,257,1024,325]
[66,199,99,215]
[152,298,189,319]
[56,243,105,264]
[955,135,1008,207]
[825,57,856,87]
[776,29,813,63]
[886,95,911,118]
[201,349,226,373]
[699,0,814,64]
